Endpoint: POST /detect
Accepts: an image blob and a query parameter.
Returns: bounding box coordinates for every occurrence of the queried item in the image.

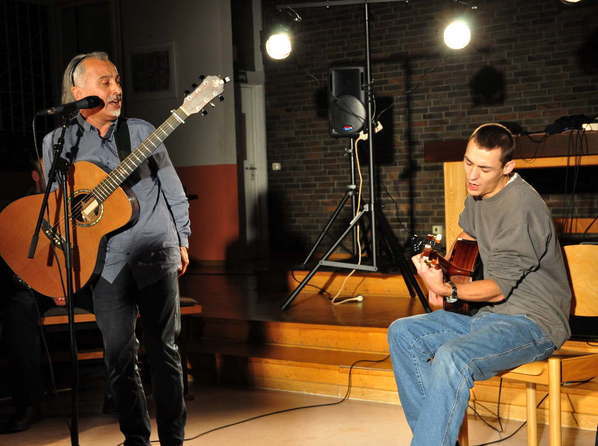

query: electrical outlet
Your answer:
[432,225,443,235]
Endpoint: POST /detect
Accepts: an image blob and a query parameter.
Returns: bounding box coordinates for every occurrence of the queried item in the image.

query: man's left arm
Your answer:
[439,208,548,304]
[153,148,191,276]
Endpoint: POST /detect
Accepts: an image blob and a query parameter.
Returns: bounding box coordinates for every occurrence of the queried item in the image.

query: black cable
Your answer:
[380,181,409,238]
[473,393,549,446]
[468,379,505,435]
[523,132,549,145]
[116,355,390,445]
[373,57,449,125]
[468,402,503,434]
[32,115,43,161]
[291,269,331,296]
[376,98,394,122]
[582,216,598,239]
[565,129,584,234]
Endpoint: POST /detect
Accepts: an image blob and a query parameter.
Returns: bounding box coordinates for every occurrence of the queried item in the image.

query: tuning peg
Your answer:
[184,90,190,96]
[209,102,216,108]
[198,75,205,81]
[201,110,208,116]
[219,95,224,102]
[191,83,198,88]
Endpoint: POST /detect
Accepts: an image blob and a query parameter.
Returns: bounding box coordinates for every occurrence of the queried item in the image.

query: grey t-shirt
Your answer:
[459,174,571,347]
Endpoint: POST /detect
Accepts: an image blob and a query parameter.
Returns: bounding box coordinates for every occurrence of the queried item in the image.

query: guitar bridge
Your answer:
[42,220,65,251]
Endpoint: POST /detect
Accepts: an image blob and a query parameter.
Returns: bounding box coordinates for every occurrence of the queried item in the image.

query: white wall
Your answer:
[120,0,236,167]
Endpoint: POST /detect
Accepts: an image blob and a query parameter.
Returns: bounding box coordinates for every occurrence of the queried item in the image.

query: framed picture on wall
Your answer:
[127,42,177,100]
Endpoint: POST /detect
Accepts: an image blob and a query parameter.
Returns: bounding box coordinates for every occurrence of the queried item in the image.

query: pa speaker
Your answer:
[329,66,366,137]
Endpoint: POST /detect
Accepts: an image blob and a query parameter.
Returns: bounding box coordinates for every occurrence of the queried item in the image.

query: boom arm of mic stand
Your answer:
[28,121,69,258]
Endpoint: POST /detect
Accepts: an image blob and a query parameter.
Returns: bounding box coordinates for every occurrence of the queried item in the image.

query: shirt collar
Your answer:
[75,114,120,139]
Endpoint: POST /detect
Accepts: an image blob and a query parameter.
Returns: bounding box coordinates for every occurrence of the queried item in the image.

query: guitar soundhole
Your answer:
[70,190,103,227]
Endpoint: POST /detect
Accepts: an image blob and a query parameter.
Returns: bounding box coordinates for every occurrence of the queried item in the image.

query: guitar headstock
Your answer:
[421,246,442,269]
[180,75,230,117]
[407,233,443,256]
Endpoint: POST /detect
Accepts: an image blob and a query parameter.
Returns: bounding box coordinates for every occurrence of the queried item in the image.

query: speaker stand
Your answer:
[280,0,429,313]
[281,137,430,312]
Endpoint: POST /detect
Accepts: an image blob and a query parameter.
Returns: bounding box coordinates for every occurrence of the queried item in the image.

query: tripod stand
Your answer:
[280,0,429,312]
[281,135,429,311]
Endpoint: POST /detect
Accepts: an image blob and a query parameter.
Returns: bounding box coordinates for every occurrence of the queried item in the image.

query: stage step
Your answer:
[287,270,418,298]
[192,339,397,403]
[199,318,389,354]
[189,315,598,430]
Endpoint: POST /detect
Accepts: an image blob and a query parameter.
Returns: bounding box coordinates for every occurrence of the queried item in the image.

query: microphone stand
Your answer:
[28,115,80,446]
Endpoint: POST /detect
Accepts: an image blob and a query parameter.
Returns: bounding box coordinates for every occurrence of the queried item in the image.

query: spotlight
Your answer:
[264,7,301,61]
[560,0,583,4]
[443,19,471,50]
[266,30,292,60]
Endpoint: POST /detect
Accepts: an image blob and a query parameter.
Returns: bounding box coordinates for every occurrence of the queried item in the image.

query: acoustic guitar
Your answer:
[411,235,483,315]
[0,75,228,298]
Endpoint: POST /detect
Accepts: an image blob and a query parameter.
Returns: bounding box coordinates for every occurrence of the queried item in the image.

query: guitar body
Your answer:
[0,75,228,298]
[0,161,138,298]
[442,239,482,315]
[416,237,483,315]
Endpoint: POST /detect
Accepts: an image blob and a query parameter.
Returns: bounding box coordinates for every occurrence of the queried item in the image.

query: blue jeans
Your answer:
[93,267,186,446]
[387,310,556,446]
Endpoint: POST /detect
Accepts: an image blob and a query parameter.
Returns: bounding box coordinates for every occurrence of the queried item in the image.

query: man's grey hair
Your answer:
[61,51,111,104]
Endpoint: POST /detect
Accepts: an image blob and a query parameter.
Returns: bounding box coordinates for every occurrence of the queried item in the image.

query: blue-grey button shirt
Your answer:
[42,115,191,288]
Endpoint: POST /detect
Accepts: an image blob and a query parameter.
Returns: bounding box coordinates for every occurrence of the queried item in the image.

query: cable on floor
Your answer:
[115,354,391,445]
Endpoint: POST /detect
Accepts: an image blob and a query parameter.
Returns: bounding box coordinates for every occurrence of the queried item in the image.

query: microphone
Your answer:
[36,96,104,116]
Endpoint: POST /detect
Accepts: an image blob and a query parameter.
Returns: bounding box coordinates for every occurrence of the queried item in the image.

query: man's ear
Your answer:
[71,85,82,100]
[502,159,515,176]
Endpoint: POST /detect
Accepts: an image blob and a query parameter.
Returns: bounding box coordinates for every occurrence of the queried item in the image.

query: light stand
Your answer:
[280,0,430,312]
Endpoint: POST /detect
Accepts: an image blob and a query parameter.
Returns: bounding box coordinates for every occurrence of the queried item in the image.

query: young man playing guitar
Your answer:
[388,123,571,446]
[42,52,191,446]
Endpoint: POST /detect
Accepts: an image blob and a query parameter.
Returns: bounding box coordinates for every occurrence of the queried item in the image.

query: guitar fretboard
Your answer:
[91,108,188,202]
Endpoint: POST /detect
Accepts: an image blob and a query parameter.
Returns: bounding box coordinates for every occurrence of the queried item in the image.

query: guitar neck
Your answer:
[86,74,227,201]
[91,108,188,201]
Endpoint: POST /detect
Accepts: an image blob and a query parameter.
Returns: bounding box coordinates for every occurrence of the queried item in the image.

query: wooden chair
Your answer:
[40,296,202,395]
[460,244,598,446]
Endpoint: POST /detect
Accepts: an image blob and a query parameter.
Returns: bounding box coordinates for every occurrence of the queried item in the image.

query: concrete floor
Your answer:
[1,384,595,446]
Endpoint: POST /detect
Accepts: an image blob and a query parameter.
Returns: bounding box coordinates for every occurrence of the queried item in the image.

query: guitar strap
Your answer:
[114,118,140,185]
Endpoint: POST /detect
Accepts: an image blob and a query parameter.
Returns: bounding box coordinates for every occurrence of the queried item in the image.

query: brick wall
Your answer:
[262,0,598,255]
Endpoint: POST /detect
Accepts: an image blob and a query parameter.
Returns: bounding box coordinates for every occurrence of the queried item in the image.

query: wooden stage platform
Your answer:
[179,266,598,432]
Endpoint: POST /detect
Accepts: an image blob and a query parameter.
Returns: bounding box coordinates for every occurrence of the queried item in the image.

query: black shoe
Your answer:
[0,406,41,434]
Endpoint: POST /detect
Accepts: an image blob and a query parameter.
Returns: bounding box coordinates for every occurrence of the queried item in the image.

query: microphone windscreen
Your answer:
[83,96,104,108]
